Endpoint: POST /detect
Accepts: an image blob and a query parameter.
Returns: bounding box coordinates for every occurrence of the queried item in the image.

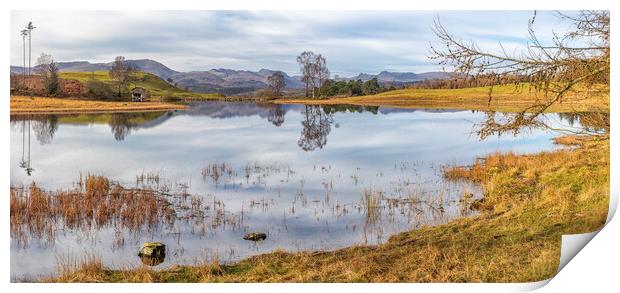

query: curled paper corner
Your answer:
[548,188,619,284]
[530,191,618,290]
[605,187,618,225]
[512,278,552,291]
[521,231,601,291]
[558,230,600,271]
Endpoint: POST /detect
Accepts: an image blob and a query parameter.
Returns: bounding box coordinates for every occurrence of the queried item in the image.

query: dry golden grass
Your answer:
[10,175,176,247]
[275,84,609,113]
[10,95,186,114]
[54,255,108,283]
[552,135,589,147]
[44,136,609,283]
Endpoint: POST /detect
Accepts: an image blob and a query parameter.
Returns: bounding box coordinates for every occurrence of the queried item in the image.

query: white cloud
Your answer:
[10,10,575,76]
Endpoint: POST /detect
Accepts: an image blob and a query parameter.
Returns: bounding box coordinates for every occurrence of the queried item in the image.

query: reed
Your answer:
[10,175,177,246]
[43,136,609,283]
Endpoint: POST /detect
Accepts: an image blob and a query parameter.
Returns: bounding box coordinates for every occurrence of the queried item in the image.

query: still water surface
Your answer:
[10,102,575,280]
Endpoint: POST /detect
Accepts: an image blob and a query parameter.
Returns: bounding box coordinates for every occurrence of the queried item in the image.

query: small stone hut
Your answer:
[131,87,150,102]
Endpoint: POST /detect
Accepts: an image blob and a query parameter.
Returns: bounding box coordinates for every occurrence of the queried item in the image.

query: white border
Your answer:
[2,1,617,292]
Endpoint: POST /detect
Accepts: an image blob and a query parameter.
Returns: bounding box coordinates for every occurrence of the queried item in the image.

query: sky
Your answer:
[10,10,576,77]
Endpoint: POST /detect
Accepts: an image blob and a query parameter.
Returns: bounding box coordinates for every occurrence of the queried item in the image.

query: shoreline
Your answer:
[36,135,609,283]
[11,83,610,114]
[272,84,610,113]
[10,95,187,115]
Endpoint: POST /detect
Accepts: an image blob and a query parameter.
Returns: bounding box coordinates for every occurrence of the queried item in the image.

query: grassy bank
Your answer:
[44,136,609,283]
[10,95,186,114]
[59,71,223,101]
[275,84,610,113]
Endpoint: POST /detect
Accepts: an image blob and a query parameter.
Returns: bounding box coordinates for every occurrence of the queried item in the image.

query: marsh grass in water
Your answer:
[10,175,194,247]
[12,105,603,281]
[41,136,609,282]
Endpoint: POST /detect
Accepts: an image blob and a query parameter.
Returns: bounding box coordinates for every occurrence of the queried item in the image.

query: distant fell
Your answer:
[11,59,453,95]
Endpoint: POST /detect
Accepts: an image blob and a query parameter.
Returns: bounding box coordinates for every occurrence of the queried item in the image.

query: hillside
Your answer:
[12,59,178,78]
[170,68,304,95]
[59,71,222,100]
[344,71,453,82]
[11,59,454,96]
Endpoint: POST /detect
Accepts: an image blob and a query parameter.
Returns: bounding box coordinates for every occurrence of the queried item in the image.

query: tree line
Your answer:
[266,51,391,98]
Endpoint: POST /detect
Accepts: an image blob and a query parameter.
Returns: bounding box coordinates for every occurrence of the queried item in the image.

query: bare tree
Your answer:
[36,53,60,96]
[297,51,315,97]
[26,22,35,76]
[267,71,285,97]
[315,54,330,97]
[297,51,330,98]
[20,29,28,76]
[109,56,135,97]
[431,10,609,138]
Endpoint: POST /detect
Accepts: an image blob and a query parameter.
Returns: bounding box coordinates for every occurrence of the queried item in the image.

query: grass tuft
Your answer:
[40,136,609,282]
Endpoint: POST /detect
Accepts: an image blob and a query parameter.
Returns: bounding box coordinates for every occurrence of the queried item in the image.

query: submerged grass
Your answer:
[41,135,609,282]
[10,175,177,247]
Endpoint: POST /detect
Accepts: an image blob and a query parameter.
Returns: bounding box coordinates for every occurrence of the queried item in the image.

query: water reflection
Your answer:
[298,105,334,151]
[16,120,34,176]
[10,101,589,280]
[140,254,166,267]
[32,117,58,145]
[266,104,286,127]
[9,103,384,150]
[10,103,605,177]
[557,112,610,134]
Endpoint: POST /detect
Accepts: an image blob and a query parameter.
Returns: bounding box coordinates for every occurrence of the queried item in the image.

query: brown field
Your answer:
[10,95,186,114]
[275,84,610,113]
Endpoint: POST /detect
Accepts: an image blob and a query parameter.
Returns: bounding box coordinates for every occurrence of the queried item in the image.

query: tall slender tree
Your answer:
[296,51,315,97]
[26,22,35,76]
[314,54,329,97]
[20,29,28,76]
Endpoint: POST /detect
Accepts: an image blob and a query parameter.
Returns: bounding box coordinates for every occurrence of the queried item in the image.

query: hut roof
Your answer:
[131,86,147,92]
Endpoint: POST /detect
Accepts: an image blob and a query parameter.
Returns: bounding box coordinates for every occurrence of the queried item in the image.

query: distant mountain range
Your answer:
[343,71,453,82]
[10,59,452,95]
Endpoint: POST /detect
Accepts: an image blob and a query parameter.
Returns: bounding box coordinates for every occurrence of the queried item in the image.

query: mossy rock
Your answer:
[139,254,165,266]
[243,232,267,241]
[138,242,166,258]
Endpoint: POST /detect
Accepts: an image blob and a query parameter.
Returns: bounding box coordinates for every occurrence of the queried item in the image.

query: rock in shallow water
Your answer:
[138,242,166,258]
[243,232,267,241]
[139,254,165,266]
[138,242,166,266]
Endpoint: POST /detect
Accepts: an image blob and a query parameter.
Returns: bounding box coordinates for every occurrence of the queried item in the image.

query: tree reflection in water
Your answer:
[557,112,610,135]
[266,104,286,127]
[297,105,334,151]
[109,113,134,141]
[32,116,58,145]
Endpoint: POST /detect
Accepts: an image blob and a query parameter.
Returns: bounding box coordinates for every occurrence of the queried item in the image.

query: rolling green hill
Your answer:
[59,71,224,101]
